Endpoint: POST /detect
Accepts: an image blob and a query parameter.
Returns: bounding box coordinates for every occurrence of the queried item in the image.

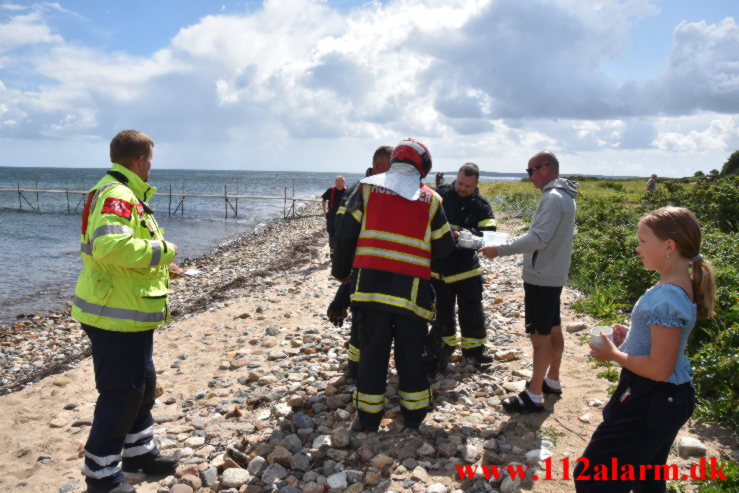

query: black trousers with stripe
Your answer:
[432,276,486,356]
[82,324,159,485]
[355,306,430,428]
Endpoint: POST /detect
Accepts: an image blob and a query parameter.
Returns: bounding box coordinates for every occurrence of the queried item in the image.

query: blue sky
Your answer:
[1,0,738,177]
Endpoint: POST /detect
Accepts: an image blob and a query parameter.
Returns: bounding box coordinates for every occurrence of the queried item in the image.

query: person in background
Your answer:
[322,176,347,263]
[432,162,497,370]
[435,171,445,187]
[647,173,657,192]
[72,130,179,493]
[574,206,715,492]
[332,138,455,432]
[479,151,577,413]
[327,145,393,380]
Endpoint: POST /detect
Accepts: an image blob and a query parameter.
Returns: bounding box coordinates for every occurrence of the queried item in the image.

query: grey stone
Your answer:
[326,471,348,489]
[247,455,268,476]
[293,412,314,430]
[678,436,707,459]
[289,453,311,472]
[261,463,288,484]
[221,468,251,488]
[58,483,80,493]
[199,466,218,487]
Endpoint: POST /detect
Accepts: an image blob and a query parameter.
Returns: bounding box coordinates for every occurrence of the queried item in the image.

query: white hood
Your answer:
[360,163,423,200]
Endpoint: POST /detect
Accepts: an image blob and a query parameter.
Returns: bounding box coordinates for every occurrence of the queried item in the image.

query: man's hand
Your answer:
[478,245,498,258]
[334,277,350,284]
[168,263,185,279]
[327,301,348,327]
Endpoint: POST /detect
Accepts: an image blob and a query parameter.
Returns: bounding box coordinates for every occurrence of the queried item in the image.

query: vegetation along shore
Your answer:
[0,176,736,492]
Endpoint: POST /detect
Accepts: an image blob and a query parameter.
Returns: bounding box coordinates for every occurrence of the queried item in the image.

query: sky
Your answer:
[0,0,737,177]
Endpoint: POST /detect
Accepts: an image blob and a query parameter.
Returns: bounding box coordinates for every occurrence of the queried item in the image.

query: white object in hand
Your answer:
[590,326,614,346]
[483,231,509,247]
[182,269,202,277]
[458,231,485,249]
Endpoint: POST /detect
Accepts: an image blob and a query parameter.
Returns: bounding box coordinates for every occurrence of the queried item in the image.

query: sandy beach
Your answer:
[0,209,735,493]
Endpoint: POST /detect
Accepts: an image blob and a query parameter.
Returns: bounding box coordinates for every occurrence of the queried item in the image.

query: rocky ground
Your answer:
[0,207,735,493]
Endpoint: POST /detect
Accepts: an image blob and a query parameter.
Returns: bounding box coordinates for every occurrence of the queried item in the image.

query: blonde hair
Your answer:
[639,206,716,319]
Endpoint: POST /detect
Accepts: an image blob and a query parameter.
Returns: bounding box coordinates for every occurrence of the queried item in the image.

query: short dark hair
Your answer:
[458,162,480,180]
[372,145,393,165]
[365,167,373,177]
[110,130,153,166]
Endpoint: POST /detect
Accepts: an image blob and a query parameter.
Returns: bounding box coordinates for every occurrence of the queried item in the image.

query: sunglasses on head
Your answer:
[526,163,547,177]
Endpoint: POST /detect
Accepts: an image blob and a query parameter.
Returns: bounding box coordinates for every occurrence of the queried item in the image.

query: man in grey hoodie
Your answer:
[479,151,578,413]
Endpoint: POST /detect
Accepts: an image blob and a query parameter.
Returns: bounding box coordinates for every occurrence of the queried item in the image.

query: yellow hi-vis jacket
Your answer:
[71,163,176,332]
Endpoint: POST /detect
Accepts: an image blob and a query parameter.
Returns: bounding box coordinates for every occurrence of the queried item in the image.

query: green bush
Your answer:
[483,177,739,429]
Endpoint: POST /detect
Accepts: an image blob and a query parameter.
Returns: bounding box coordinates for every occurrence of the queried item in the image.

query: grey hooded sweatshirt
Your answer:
[496,178,578,287]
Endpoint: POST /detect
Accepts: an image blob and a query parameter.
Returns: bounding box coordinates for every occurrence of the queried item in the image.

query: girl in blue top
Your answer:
[575,206,716,493]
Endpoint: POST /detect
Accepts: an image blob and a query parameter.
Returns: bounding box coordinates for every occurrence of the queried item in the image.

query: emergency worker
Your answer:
[332,138,455,432]
[327,146,393,380]
[432,163,497,370]
[321,176,347,262]
[72,130,179,493]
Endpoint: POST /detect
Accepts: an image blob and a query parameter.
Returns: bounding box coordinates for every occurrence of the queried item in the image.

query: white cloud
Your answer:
[0,0,736,178]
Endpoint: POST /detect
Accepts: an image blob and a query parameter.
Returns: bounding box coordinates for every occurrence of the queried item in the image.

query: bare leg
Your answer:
[528,333,551,395]
[547,325,564,381]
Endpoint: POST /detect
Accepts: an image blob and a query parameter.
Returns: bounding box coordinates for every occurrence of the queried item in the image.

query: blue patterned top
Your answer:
[619,284,697,384]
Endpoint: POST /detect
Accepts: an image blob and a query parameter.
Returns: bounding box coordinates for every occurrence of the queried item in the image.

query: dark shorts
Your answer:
[524,282,562,335]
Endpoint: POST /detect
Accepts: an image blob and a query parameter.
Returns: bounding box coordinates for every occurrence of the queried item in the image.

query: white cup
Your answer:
[590,326,614,346]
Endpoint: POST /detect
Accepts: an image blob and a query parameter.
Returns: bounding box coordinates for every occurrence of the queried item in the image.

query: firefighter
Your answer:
[327,145,394,380]
[332,138,455,432]
[72,130,179,493]
[432,162,497,370]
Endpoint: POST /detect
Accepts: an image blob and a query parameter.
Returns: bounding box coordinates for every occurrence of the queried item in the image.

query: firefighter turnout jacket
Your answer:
[332,183,455,320]
[72,163,176,332]
[431,182,496,284]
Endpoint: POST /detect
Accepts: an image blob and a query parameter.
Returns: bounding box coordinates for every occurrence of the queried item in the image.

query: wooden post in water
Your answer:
[181,179,185,215]
[235,178,239,216]
[17,183,21,210]
[224,184,228,219]
[168,183,172,216]
[35,178,39,211]
[66,188,70,213]
[283,187,287,219]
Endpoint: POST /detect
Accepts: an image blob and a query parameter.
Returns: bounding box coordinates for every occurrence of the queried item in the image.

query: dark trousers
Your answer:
[82,324,159,485]
[355,307,431,428]
[574,369,695,493]
[347,308,361,377]
[328,234,336,263]
[432,276,486,356]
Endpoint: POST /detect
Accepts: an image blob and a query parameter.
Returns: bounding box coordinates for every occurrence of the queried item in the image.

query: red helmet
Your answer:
[391,138,432,178]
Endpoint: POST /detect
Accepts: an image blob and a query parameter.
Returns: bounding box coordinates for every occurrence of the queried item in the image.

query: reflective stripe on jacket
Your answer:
[353,184,437,279]
[431,182,496,283]
[332,183,455,321]
[71,163,176,332]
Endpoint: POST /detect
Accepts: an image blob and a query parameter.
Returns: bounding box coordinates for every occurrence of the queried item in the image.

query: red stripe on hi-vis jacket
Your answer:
[136,203,144,215]
[81,191,95,235]
[101,197,134,219]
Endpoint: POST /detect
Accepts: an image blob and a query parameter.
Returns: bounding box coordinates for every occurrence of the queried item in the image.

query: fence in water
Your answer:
[0,180,321,219]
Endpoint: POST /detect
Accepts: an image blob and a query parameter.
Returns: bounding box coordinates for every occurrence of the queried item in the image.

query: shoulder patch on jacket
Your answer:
[101,197,133,219]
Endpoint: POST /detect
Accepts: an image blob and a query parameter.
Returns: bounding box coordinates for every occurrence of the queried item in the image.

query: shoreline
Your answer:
[0,215,734,493]
[0,204,326,396]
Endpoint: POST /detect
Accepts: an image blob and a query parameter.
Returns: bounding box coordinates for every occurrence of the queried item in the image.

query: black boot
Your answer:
[121,452,178,475]
[349,416,379,433]
[85,478,136,493]
[463,349,494,368]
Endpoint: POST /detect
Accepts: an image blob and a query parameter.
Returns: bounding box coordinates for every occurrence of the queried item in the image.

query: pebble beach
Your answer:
[0,205,735,493]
